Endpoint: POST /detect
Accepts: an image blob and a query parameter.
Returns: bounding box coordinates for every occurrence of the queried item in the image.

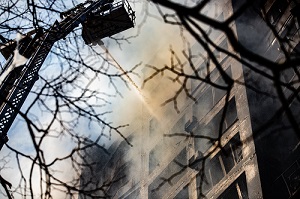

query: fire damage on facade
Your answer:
[80,0,300,198]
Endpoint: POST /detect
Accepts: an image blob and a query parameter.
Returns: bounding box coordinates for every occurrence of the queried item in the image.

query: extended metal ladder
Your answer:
[0,0,134,150]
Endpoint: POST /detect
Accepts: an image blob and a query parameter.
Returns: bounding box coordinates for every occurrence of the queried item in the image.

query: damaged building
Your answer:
[80,0,300,198]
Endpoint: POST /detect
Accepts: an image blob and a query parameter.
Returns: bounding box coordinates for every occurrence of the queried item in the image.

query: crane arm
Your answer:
[0,0,125,150]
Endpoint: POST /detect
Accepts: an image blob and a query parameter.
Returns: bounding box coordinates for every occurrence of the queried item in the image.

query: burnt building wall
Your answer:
[232,0,300,198]
[79,0,300,198]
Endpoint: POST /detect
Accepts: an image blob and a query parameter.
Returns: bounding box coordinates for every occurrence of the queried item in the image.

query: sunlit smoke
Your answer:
[100,44,160,119]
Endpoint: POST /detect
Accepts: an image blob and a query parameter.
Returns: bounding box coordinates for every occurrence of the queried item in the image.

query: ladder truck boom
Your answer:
[0,0,135,150]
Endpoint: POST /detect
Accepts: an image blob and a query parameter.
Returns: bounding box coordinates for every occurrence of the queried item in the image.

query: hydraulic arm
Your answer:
[0,0,135,150]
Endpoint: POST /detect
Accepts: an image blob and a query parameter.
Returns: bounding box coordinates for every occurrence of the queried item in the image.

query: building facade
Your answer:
[80,0,300,198]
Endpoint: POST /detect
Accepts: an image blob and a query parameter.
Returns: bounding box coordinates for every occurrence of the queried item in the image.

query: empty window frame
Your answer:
[191,43,231,94]
[149,141,164,174]
[194,97,238,153]
[265,0,289,25]
[196,133,243,197]
[149,118,160,137]
[174,185,189,199]
[280,14,298,40]
[148,148,187,199]
[212,38,229,62]
[193,67,232,121]
[217,172,249,199]
[272,158,300,198]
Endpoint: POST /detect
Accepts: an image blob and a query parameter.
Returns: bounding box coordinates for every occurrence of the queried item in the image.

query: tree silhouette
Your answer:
[141,0,300,198]
[0,0,299,198]
[0,0,137,198]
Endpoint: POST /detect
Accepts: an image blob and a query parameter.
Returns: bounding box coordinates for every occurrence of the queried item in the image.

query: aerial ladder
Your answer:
[0,0,135,151]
